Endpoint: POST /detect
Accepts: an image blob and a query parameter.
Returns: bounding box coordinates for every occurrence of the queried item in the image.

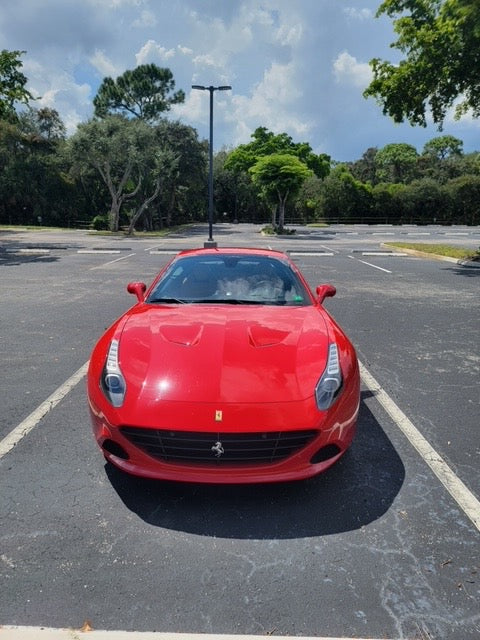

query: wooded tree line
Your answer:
[1,0,480,232]
[0,53,208,231]
[0,111,210,231]
[214,134,480,226]
[2,100,479,230]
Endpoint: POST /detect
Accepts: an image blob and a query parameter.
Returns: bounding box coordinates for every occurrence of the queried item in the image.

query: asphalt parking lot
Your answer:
[0,224,479,640]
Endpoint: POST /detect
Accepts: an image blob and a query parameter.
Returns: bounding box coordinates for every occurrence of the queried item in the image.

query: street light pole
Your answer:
[192,84,231,247]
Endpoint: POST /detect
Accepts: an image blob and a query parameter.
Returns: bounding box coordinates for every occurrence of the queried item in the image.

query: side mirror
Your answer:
[127,282,147,303]
[316,284,336,304]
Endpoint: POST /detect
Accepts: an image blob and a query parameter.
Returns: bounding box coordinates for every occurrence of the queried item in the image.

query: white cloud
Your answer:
[172,88,210,123]
[133,10,157,28]
[343,7,373,21]
[245,6,275,28]
[255,61,302,105]
[275,23,303,46]
[333,51,372,88]
[228,61,311,145]
[87,0,143,7]
[136,40,176,65]
[192,53,224,70]
[89,50,119,77]
[178,45,193,56]
[174,59,310,149]
[22,59,92,135]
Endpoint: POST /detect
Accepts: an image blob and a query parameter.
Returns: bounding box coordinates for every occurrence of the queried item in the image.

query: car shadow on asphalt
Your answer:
[105,393,405,539]
[442,265,480,278]
[0,249,61,266]
[0,238,78,266]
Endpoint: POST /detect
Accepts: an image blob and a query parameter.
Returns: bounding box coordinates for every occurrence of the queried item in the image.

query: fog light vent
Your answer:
[310,444,341,464]
[102,439,129,460]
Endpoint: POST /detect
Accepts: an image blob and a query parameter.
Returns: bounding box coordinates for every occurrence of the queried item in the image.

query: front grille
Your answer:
[120,427,317,466]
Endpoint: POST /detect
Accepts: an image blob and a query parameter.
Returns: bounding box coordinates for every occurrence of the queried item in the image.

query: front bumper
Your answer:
[88,383,359,484]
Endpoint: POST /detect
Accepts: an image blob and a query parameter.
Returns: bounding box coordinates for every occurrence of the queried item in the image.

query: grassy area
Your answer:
[0,224,192,236]
[91,223,195,237]
[384,242,480,261]
[0,225,67,232]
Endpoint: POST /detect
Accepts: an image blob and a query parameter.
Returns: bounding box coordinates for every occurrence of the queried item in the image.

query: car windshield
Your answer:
[147,254,312,306]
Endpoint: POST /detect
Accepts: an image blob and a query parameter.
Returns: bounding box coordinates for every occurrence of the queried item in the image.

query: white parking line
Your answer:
[348,255,392,273]
[89,253,136,270]
[289,251,334,256]
[320,244,340,254]
[0,628,392,640]
[360,361,480,532]
[6,248,51,254]
[0,362,89,459]
[361,252,407,257]
[78,249,120,254]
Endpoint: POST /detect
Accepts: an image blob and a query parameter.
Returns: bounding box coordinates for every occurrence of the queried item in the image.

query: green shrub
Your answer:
[261,225,296,235]
[92,214,109,230]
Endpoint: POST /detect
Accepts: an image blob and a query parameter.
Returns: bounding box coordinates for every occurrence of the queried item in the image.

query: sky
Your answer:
[1,0,479,162]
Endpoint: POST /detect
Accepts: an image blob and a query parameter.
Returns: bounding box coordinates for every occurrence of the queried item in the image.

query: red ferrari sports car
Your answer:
[88,248,359,483]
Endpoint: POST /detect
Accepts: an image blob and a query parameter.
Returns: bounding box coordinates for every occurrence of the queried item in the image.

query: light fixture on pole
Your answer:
[192,84,231,248]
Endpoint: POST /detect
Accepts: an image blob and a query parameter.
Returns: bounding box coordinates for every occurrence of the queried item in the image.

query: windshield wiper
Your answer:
[190,298,267,305]
[148,297,186,304]
[150,297,273,305]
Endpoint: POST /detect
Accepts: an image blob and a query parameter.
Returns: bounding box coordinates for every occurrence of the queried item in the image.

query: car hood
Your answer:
[118,305,330,404]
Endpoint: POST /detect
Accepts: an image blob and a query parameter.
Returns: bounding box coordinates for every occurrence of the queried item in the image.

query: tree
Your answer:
[65,116,206,232]
[249,154,313,231]
[93,64,185,122]
[223,127,329,227]
[419,135,464,182]
[375,143,419,183]
[364,0,480,127]
[460,152,480,177]
[0,119,31,223]
[225,126,330,179]
[349,147,379,185]
[213,149,265,223]
[36,107,66,141]
[125,148,179,235]
[403,178,445,222]
[422,135,463,160]
[372,182,404,223]
[0,49,35,121]
[151,120,206,227]
[320,165,373,222]
[294,176,326,223]
[0,108,76,226]
[443,175,480,224]
[67,116,161,231]
[18,107,66,145]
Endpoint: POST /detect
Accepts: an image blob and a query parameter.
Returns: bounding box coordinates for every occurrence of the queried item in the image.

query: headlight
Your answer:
[101,339,126,407]
[315,343,343,410]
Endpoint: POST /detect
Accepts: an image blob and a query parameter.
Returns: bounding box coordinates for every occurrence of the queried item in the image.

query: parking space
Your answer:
[0,226,479,640]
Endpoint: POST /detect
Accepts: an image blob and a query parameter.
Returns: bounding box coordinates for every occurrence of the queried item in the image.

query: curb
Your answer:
[380,244,480,267]
[457,258,480,268]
